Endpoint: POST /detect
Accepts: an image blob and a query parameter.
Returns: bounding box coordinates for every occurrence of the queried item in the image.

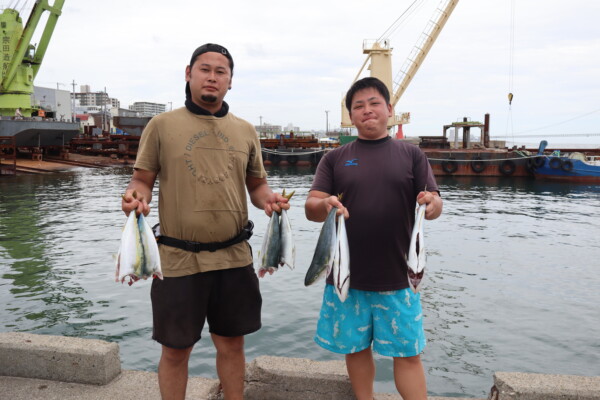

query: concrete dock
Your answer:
[1,332,598,399]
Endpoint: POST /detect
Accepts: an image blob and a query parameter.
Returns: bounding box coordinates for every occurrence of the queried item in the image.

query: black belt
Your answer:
[156,221,254,253]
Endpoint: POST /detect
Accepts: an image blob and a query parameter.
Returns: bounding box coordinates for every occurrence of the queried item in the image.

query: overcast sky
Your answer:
[25,0,600,146]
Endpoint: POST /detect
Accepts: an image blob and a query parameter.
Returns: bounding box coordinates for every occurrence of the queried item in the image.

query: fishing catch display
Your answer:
[115,211,163,285]
[407,201,427,293]
[258,189,296,276]
[304,207,351,302]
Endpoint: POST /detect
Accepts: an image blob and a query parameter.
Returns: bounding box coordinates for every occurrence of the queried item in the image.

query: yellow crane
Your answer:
[341,0,459,138]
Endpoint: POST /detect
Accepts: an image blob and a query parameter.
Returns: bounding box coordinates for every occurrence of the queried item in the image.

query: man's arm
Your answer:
[305,190,349,222]
[121,168,158,216]
[245,175,289,216]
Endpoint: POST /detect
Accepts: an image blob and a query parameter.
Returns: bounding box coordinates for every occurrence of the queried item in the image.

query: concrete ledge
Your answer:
[243,355,485,400]
[491,371,600,400]
[0,370,221,400]
[245,355,355,399]
[0,332,120,385]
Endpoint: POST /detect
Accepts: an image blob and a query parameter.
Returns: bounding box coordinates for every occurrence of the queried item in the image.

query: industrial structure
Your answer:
[0,0,79,174]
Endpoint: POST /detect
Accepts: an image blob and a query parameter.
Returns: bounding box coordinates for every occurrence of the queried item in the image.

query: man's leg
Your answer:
[393,355,427,400]
[211,333,245,400]
[345,347,375,400]
[158,345,194,400]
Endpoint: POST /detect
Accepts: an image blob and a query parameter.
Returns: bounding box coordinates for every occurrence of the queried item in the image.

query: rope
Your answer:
[427,154,545,163]
[261,148,329,156]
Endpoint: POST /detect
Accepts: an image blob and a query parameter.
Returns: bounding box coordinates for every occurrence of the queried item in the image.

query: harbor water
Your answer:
[1,165,599,398]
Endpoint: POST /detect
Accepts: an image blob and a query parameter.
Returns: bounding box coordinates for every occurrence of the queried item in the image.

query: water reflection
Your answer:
[1,167,599,397]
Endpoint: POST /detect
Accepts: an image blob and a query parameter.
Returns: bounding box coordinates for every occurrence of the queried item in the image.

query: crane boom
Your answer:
[391,0,458,107]
[341,0,459,132]
[0,0,65,116]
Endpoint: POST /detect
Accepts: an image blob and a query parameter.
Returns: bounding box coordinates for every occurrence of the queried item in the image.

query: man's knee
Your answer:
[161,345,193,364]
[212,334,244,354]
[394,354,422,367]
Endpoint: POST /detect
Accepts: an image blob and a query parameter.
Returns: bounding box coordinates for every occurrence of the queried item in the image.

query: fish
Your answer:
[138,213,163,280]
[304,207,338,286]
[332,213,350,302]
[279,208,295,270]
[407,202,427,293]
[115,211,143,285]
[258,211,281,276]
[115,211,163,286]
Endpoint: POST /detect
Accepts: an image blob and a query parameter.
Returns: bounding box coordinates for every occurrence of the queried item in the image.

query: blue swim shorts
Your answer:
[314,284,426,357]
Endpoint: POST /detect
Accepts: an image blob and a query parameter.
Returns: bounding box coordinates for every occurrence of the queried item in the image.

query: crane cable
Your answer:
[377,0,426,42]
[505,0,516,143]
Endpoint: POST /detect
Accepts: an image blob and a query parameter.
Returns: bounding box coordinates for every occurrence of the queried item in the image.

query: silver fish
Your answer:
[138,213,163,280]
[115,212,163,285]
[279,209,295,270]
[332,214,350,302]
[259,211,281,275]
[407,202,427,293]
[115,212,143,285]
[304,207,338,286]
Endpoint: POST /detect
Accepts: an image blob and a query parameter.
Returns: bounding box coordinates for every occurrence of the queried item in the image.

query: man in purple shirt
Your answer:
[305,77,443,400]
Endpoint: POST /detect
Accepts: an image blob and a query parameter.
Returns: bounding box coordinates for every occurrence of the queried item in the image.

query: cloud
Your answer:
[31,0,600,144]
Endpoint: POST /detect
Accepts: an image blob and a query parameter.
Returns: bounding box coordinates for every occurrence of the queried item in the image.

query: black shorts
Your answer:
[150,264,262,349]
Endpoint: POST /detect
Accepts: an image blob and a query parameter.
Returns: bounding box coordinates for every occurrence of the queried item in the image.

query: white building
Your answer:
[129,102,165,117]
[33,86,74,121]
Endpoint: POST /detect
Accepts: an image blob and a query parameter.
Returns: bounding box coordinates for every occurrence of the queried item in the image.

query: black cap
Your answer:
[186,43,234,99]
[189,43,234,74]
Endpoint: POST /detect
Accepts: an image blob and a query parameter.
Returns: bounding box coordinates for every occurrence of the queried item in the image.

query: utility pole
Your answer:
[325,110,329,135]
[71,79,76,122]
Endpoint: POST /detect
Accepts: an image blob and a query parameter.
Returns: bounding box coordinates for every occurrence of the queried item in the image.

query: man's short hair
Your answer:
[345,77,391,112]
[189,43,234,75]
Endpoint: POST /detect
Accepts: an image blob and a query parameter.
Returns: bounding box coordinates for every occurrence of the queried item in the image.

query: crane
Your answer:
[0,0,66,116]
[341,0,459,138]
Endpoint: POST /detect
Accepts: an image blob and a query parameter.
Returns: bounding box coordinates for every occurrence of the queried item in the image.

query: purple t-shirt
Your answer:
[310,136,439,291]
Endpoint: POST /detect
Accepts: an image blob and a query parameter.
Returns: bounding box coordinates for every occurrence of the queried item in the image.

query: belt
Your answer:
[155,221,254,253]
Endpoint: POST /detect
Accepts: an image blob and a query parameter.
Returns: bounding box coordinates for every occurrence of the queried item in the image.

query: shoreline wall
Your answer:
[1,332,598,400]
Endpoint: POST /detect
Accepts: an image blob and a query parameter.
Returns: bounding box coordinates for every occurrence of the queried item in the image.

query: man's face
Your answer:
[185,52,232,112]
[348,87,392,140]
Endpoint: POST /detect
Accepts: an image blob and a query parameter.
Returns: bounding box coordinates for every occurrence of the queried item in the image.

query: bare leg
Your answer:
[345,347,375,400]
[211,333,245,400]
[158,345,193,400]
[393,355,427,400]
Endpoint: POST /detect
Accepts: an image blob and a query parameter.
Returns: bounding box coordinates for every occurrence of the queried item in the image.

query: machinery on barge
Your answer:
[0,0,79,175]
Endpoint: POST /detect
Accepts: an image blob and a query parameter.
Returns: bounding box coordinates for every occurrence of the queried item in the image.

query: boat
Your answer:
[260,133,337,166]
[412,114,536,177]
[530,140,600,183]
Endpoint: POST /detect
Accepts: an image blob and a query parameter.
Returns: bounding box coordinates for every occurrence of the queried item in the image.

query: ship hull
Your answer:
[423,149,534,177]
[0,119,80,147]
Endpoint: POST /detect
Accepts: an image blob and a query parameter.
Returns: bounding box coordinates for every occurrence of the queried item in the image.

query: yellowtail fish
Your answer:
[332,213,350,302]
[258,189,295,276]
[115,212,163,285]
[407,202,427,293]
[138,213,163,280]
[304,207,337,286]
[258,211,281,276]
[279,208,295,270]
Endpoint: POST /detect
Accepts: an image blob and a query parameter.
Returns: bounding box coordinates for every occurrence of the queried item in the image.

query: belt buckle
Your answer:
[183,240,200,253]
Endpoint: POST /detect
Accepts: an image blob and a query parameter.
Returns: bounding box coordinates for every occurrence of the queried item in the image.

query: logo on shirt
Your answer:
[344,158,359,166]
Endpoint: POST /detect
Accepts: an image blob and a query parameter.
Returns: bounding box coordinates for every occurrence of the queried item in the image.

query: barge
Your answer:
[260,134,338,166]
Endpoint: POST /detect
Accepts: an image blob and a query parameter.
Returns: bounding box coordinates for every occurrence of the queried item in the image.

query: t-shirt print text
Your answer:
[183,130,236,184]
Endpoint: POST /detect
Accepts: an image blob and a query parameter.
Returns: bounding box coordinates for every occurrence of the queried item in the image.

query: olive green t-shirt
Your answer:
[134,107,266,277]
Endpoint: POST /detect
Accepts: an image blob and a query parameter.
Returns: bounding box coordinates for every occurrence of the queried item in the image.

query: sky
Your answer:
[16,0,600,146]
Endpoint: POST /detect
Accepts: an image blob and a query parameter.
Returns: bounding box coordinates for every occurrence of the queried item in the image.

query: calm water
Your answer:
[1,166,599,397]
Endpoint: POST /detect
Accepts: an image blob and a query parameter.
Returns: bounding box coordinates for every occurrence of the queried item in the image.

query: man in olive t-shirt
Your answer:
[121,43,289,400]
